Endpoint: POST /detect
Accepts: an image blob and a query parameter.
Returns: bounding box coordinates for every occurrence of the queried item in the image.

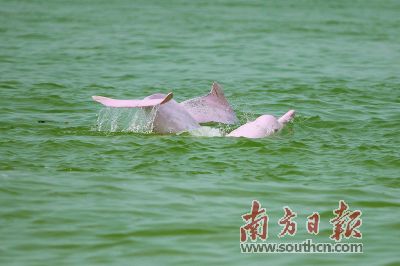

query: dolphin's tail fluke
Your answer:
[92,92,173,108]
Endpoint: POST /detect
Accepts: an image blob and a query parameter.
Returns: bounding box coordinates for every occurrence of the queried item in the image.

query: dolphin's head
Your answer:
[255,115,282,135]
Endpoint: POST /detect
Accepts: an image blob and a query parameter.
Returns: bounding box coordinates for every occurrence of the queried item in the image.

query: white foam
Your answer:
[188,126,223,137]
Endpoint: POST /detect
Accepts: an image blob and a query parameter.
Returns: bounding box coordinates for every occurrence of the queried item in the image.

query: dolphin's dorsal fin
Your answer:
[210,82,225,98]
[180,82,238,124]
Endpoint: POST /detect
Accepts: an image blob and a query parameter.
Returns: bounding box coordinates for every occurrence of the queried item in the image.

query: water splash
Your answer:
[188,126,223,137]
[95,106,159,133]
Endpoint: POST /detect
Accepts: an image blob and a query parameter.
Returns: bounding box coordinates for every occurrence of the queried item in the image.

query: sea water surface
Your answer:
[0,0,399,265]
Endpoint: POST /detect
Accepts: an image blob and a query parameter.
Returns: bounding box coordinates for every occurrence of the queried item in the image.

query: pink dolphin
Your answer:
[181,82,238,124]
[92,82,237,134]
[142,93,201,134]
[92,92,201,134]
[92,82,295,138]
[227,110,295,138]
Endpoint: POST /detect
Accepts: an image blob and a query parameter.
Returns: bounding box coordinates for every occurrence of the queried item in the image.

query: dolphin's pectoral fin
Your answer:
[180,82,238,124]
[92,92,173,108]
[278,110,295,124]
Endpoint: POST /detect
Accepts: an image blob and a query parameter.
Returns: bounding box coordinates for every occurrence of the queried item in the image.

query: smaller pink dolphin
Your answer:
[227,110,295,138]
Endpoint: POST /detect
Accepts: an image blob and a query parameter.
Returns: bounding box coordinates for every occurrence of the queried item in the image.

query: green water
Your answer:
[1,0,399,265]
